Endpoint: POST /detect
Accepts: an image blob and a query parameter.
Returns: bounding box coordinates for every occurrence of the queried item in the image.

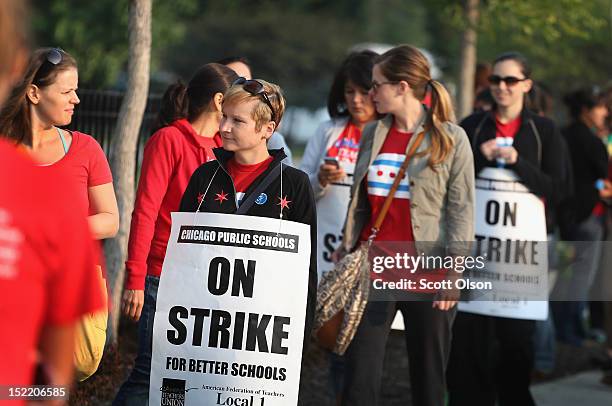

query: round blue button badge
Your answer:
[255,193,268,205]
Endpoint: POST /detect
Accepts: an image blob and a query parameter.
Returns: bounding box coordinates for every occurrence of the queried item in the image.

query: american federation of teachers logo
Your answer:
[160,378,186,406]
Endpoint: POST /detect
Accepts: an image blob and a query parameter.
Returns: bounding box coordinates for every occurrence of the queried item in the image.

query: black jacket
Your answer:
[461,109,573,232]
[179,148,317,350]
[562,121,608,225]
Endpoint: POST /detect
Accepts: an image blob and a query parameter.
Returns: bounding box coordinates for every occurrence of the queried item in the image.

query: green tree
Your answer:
[162,0,430,108]
[425,0,611,113]
[31,0,197,88]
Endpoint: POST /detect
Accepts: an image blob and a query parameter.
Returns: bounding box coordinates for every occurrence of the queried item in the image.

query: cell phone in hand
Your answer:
[324,156,340,168]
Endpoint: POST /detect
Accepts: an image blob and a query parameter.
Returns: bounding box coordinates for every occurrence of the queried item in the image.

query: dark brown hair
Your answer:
[327,50,378,118]
[0,48,77,146]
[155,63,238,131]
[563,86,606,120]
[375,44,455,166]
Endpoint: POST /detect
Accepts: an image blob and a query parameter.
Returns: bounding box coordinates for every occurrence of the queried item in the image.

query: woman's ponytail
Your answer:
[152,63,238,133]
[425,79,455,166]
[154,80,188,132]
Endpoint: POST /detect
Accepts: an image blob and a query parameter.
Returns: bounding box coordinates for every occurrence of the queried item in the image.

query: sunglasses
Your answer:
[33,48,64,86]
[233,77,277,124]
[488,75,528,87]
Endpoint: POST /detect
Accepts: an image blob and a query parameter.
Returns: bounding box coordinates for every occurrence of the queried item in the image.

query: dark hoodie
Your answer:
[461,108,573,233]
[179,147,317,351]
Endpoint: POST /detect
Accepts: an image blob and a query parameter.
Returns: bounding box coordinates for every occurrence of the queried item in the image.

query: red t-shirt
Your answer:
[495,115,521,140]
[126,119,222,289]
[360,126,415,242]
[0,140,104,393]
[227,156,274,206]
[36,131,113,216]
[326,121,362,165]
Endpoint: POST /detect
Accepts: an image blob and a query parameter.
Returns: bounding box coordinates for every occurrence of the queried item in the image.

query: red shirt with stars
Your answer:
[227,156,274,206]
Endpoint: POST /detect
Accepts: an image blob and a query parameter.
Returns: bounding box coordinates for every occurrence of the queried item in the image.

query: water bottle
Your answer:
[496,137,513,168]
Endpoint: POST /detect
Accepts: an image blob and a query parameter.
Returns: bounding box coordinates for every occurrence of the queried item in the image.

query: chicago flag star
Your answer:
[215,190,228,204]
[277,195,291,211]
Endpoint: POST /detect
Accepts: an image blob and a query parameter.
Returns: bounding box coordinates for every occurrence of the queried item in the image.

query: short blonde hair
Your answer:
[223,79,286,131]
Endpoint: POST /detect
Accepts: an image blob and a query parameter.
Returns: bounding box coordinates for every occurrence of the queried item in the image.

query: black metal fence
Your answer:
[67,89,162,169]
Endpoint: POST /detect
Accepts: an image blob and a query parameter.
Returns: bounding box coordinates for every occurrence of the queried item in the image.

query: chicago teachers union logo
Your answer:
[160,378,186,405]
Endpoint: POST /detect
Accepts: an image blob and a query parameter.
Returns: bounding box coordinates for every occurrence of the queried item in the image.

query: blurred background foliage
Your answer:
[31,0,611,108]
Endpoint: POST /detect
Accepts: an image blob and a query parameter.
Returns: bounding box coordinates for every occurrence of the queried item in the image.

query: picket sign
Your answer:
[459,168,548,320]
[317,183,350,282]
[150,212,311,406]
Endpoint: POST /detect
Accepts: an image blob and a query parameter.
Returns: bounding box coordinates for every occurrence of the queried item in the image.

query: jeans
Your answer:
[533,234,558,372]
[113,275,160,406]
[553,215,603,345]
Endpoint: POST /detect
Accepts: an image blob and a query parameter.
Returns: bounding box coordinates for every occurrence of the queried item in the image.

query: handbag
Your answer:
[74,265,108,381]
[313,129,426,355]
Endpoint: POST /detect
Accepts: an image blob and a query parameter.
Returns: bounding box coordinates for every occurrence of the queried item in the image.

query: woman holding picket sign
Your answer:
[301,50,378,278]
[331,45,475,406]
[447,52,570,406]
[114,63,237,405]
[178,78,317,345]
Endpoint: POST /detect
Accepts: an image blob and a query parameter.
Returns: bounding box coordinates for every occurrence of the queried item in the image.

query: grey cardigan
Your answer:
[341,114,475,256]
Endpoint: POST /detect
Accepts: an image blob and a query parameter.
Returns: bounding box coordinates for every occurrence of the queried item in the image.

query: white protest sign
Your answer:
[459,168,548,320]
[316,169,353,282]
[150,212,311,406]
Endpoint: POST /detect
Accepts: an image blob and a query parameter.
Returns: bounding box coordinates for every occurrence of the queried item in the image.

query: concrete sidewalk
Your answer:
[532,370,612,406]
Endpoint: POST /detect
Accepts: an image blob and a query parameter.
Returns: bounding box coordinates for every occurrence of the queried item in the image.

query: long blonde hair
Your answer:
[376,45,455,166]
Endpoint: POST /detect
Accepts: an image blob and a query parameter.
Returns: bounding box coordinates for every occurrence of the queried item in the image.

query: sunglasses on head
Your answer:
[488,75,528,87]
[233,77,277,124]
[33,48,64,86]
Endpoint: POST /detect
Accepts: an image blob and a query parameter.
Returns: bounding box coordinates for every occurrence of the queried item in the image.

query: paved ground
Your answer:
[532,371,612,406]
[73,322,611,405]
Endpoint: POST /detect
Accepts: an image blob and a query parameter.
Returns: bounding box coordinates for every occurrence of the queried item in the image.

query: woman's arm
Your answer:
[37,323,76,386]
[511,124,571,205]
[124,130,177,316]
[445,129,475,256]
[300,120,333,200]
[87,183,119,240]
